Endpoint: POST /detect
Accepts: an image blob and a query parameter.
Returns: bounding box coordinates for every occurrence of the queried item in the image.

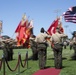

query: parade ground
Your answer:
[0,46,76,75]
[0,1,76,75]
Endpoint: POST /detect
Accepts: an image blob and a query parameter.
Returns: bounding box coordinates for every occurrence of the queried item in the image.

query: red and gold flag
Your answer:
[15,15,33,48]
[15,19,28,46]
[47,18,59,35]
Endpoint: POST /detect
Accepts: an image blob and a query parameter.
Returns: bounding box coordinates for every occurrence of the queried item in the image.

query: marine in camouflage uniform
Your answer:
[35,27,50,69]
[51,28,67,69]
[72,31,76,59]
[2,43,9,60]
[63,41,67,49]
[30,35,38,60]
[69,39,73,50]
[1,39,14,61]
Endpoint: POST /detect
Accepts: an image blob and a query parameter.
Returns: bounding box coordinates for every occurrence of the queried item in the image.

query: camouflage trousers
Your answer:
[31,46,38,60]
[53,48,62,69]
[38,49,46,69]
[37,43,47,69]
[72,44,76,59]
[3,47,13,61]
[73,44,76,53]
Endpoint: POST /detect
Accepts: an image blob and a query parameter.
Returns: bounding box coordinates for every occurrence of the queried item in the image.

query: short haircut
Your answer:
[40,27,45,33]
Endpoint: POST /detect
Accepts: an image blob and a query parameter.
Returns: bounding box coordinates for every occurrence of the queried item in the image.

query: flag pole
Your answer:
[54,9,61,18]
[64,25,69,34]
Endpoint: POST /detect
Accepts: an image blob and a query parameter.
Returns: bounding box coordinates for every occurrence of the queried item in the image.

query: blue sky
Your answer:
[0,0,76,38]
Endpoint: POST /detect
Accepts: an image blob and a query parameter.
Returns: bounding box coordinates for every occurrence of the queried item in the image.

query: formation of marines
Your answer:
[0,16,76,70]
[29,23,76,69]
[29,25,67,69]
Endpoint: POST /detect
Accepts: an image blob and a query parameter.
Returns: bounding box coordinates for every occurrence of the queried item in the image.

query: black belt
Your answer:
[38,42,46,44]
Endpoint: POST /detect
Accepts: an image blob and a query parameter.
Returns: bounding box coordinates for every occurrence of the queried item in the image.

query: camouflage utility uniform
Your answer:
[35,28,50,69]
[30,35,38,60]
[1,39,14,61]
[72,36,76,59]
[51,28,67,69]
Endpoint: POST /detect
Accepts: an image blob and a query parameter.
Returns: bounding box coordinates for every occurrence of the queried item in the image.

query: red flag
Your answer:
[15,22,21,33]
[22,20,33,48]
[15,19,33,48]
[15,19,29,47]
[47,18,59,35]
[15,19,28,33]
[57,22,64,34]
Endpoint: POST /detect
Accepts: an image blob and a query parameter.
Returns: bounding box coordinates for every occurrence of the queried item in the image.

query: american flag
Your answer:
[63,6,76,23]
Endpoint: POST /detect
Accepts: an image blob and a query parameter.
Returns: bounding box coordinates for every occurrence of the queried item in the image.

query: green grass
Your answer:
[0,46,76,75]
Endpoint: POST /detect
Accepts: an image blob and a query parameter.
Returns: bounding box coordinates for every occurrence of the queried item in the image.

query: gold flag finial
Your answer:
[21,14,26,25]
[22,13,26,20]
